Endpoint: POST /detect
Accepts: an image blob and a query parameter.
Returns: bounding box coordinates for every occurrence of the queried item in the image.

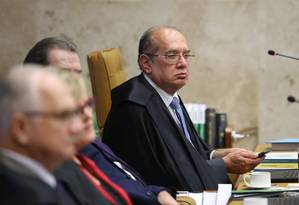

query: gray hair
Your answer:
[0,77,15,136]
[0,64,58,136]
[50,69,87,101]
[7,65,42,112]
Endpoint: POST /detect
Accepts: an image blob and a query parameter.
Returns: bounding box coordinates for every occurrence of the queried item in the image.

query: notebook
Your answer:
[255,169,298,182]
[268,196,299,205]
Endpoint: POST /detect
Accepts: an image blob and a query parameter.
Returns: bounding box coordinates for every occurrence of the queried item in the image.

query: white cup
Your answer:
[243,171,271,188]
[243,197,268,205]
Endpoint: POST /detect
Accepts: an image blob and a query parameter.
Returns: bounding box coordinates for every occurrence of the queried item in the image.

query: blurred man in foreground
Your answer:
[0,65,81,204]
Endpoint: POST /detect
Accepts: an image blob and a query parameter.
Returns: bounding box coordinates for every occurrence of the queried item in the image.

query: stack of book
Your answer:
[268,138,299,151]
[205,108,227,149]
[254,146,299,182]
[185,104,228,148]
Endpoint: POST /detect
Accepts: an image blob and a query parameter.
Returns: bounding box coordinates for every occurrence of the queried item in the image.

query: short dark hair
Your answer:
[138,26,160,57]
[138,26,181,56]
[24,37,78,65]
[0,76,14,136]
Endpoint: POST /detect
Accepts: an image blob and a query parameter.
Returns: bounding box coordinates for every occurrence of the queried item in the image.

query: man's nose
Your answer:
[177,55,189,67]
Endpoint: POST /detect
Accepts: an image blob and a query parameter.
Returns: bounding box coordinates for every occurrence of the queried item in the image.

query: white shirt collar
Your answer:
[143,73,178,107]
[0,149,56,188]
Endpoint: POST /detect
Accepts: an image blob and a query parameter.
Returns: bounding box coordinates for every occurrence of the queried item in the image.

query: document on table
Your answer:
[188,192,203,205]
[216,184,232,205]
[176,184,232,205]
[203,191,216,205]
[176,192,203,205]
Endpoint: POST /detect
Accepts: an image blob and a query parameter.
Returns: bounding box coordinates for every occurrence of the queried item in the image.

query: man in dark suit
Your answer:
[103,26,264,192]
[24,36,179,205]
[0,65,82,204]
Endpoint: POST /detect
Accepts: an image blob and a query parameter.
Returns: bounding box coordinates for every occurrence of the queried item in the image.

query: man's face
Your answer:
[26,76,81,170]
[47,48,82,72]
[142,28,190,95]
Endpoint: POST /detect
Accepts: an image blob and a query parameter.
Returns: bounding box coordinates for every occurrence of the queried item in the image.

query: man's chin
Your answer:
[175,80,188,88]
[64,148,77,159]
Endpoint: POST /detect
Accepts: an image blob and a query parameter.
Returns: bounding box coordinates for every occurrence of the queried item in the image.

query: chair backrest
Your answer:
[87,48,127,133]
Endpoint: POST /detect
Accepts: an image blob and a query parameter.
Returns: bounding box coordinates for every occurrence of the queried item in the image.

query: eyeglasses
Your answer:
[24,108,82,121]
[23,97,95,121]
[145,52,195,65]
[60,67,83,74]
[78,97,95,114]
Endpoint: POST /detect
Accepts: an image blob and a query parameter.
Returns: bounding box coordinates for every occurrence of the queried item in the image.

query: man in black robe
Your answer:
[103,26,263,192]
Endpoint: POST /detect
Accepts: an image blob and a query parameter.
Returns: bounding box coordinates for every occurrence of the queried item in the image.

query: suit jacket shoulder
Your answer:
[54,160,112,205]
[0,163,59,205]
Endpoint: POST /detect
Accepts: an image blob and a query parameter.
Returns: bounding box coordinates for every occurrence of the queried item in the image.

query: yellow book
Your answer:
[256,163,298,170]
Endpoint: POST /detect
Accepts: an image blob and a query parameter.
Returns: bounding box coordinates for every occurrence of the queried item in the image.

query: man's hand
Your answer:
[215,148,264,174]
[157,190,180,205]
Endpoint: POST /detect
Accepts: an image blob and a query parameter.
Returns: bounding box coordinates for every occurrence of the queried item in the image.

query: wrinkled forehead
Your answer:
[152,28,189,52]
[47,48,82,72]
[38,75,76,111]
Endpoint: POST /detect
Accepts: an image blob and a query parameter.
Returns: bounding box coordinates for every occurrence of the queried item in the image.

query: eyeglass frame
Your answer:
[23,97,95,121]
[144,51,195,65]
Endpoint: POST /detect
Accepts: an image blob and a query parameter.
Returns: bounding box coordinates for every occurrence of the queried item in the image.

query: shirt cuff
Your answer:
[209,150,216,160]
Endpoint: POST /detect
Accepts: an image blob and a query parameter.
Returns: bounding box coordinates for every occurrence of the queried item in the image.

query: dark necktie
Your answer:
[170,97,193,145]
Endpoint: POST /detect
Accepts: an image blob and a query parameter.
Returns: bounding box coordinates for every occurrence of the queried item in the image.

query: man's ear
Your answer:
[11,113,31,145]
[138,54,152,74]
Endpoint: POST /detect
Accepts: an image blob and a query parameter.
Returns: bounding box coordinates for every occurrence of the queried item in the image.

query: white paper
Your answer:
[243,197,268,205]
[216,184,232,205]
[203,191,217,205]
[264,151,297,159]
[188,193,203,205]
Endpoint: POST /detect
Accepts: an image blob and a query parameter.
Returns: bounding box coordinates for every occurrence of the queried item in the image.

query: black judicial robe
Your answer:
[103,74,230,192]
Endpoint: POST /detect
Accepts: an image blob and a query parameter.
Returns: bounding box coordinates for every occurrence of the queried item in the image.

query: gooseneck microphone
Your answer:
[287,96,299,103]
[268,50,299,61]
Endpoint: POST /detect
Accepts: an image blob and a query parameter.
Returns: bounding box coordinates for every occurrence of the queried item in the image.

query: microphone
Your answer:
[287,96,299,103]
[268,50,299,61]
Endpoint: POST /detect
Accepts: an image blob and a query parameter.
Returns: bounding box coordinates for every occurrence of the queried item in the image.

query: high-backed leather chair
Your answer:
[87,48,127,134]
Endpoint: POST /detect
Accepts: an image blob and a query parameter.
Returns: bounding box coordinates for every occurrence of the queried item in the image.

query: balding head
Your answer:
[0,65,43,137]
[138,26,182,56]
